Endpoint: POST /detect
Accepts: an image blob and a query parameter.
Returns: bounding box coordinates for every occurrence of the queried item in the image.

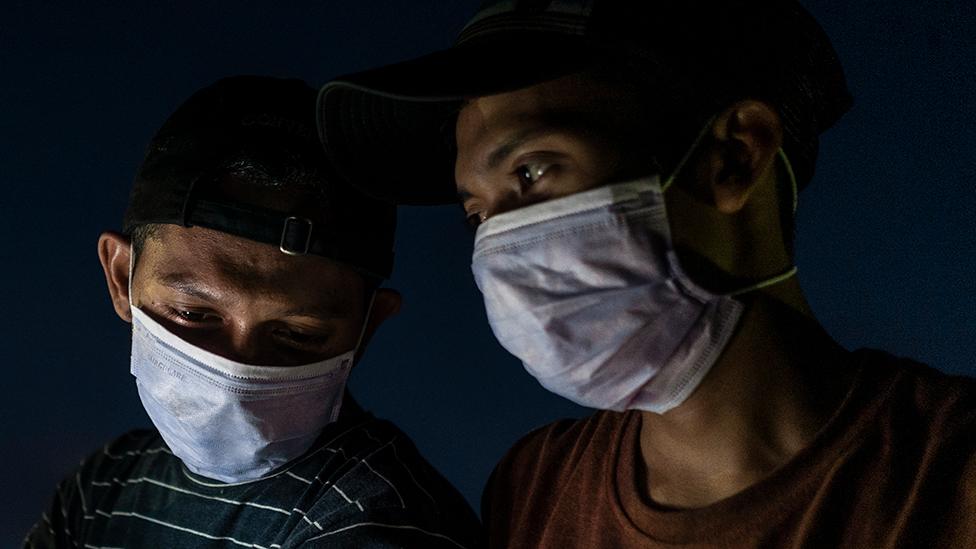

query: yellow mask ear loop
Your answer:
[660,116,801,297]
[727,149,800,296]
[660,116,800,217]
[661,115,717,193]
[727,263,799,297]
[777,148,799,216]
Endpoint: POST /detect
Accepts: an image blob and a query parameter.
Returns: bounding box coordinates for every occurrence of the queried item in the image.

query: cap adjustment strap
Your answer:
[182,199,393,279]
[280,216,314,256]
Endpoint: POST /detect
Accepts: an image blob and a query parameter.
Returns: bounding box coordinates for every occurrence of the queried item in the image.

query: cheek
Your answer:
[565,141,630,193]
[663,186,714,256]
[133,283,166,313]
[332,324,364,355]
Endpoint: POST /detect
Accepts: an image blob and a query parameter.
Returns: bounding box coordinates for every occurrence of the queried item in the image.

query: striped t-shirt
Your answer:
[24,410,482,548]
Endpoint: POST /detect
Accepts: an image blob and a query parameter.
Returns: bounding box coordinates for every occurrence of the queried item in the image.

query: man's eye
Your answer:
[465,212,484,231]
[169,308,217,324]
[273,328,327,348]
[515,162,551,189]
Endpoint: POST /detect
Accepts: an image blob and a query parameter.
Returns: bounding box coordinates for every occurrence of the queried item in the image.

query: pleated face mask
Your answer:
[129,306,363,483]
[471,141,798,414]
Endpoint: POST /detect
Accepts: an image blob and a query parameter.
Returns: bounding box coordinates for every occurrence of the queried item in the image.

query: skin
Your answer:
[456,73,854,509]
[98,224,401,368]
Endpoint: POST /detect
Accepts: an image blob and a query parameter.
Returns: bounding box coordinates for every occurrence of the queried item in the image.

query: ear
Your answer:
[705,100,783,214]
[97,231,133,322]
[357,288,403,353]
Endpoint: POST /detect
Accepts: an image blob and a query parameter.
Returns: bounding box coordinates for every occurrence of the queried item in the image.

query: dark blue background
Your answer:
[1,1,973,545]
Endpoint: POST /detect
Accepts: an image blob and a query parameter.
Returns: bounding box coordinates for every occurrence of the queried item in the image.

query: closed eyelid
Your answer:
[456,192,479,219]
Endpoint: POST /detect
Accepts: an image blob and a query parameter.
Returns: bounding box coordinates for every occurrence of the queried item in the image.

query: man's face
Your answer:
[455,73,650,227]
[454,71,790,294]
[129,224,366,367]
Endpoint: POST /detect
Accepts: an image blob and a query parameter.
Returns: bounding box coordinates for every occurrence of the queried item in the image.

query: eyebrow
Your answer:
[281,303,355,320]
[157,273,219,302]
[155,272,356,319]
[154,256,272,299]
[484,127,554,172]
[483,110,598,172]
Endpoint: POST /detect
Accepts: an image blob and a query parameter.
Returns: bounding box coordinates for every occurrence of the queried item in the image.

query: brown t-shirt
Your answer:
[483,350,976,548]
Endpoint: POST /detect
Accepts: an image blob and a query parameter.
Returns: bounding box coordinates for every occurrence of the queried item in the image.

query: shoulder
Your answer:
[297,507,482,548]
[73,428,175,496]
[855,348,976,426]
[292,415,472,514]
[482,411,631,519]
[84,428,164,461]
[851,350,976,538]
[64,428,169,484]
[29,429,170,542]
[491,411,630,483]
[72,429,177,488]
[287,414,483,548]
[852,349,976,483]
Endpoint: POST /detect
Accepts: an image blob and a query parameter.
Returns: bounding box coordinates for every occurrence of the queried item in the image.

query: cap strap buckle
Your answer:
[280,216,314,256]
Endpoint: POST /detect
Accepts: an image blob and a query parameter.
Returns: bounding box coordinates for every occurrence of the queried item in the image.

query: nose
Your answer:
[185,320,272,366]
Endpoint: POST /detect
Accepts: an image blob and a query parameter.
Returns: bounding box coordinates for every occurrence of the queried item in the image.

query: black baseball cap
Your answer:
[124,75,395,280]
[318,0,853,205]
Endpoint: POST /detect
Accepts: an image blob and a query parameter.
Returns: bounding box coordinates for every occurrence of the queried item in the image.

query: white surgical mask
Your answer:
[127,259,369,482]
[470,135,797,414]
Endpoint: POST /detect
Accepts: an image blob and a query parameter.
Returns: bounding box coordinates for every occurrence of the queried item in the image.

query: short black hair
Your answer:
[129,223,160,268]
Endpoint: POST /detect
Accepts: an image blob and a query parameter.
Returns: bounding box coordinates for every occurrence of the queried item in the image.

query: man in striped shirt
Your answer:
[24,76,481,548]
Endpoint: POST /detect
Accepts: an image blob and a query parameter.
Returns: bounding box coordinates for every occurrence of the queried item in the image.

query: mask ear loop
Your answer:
[777,148,799,216]
[127,243,135,310]
[661,115,718,193]
[331,291,377,422]
[660,118,800,218]
[353,291,377,353]
[660,115,801,297]
[728,148,800,297]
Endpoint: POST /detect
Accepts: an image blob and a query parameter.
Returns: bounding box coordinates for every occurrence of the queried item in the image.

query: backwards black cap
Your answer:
[318,0,853,205]
[125,75,395,280]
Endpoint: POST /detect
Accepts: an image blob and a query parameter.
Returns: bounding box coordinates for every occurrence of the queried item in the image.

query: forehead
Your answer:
[456,72,643,149]
[140,224,364,302]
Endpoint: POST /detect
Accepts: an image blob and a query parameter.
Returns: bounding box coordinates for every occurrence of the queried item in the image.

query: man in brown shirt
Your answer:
[316,0,976,546]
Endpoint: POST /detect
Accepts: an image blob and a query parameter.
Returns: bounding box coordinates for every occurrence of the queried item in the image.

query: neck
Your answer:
[637,286,852,508]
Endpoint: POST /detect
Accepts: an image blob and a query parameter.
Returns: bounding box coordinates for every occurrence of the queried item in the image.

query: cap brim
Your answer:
[318,34,598,205]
